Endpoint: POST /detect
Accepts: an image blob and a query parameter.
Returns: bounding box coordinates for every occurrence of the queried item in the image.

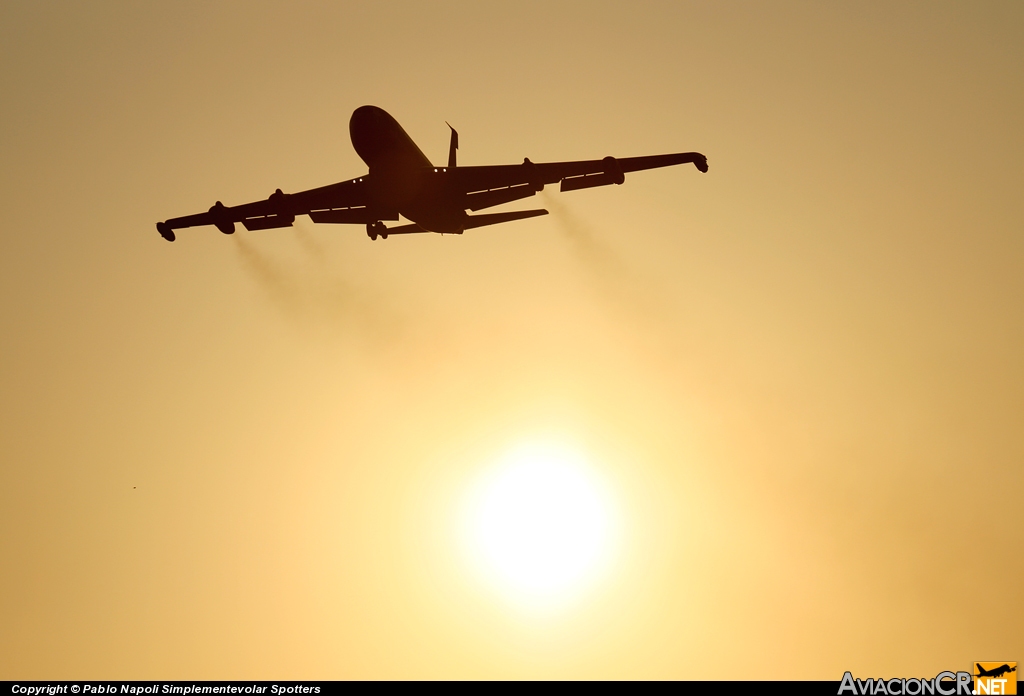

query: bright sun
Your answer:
[463,441,617,607]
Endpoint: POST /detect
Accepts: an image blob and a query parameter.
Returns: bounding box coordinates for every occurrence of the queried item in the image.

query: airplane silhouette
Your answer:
[156,105,708,242]
[976,665,1016,679]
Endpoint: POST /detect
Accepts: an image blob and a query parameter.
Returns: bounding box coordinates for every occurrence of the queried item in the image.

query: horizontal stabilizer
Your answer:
[381,209,548,236]
[464,208,548,230]
[381,223,431,235]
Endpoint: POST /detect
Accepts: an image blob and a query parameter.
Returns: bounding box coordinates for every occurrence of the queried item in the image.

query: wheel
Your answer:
[367,221,388,240]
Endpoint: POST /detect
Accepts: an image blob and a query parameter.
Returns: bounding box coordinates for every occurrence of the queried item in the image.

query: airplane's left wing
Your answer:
[453,152,707,211]
[156,176,373,241]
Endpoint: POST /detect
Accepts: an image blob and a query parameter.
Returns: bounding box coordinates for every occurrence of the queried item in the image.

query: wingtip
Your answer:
[156,222,175,242]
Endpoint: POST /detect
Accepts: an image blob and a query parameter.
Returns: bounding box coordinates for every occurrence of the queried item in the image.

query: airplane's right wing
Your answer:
[452,152,707,211]
[156,176,376,241]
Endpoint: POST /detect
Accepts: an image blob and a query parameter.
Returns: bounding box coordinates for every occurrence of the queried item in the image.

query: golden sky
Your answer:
[1,0,1021,679]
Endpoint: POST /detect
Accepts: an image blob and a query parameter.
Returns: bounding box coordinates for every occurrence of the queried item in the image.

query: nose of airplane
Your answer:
[350,104,387,126]
[349,105,398,166]
[349,105,397,140]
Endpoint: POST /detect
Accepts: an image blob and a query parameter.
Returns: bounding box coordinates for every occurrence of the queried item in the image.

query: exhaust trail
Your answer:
[234,235,302,311]
[541,190,629,282]
[541,191,689,355]
[541,189,658,320]
[292,219,327,261]
[232,234,404,347]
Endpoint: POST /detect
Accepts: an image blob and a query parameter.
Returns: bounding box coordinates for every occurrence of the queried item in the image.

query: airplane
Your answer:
[975,665,1016,679]
[155,105,708,242]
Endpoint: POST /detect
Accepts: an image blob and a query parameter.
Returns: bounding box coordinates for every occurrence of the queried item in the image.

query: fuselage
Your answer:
[349,105,465,233]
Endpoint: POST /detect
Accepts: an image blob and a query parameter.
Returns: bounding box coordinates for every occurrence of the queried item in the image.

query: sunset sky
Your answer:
[1,1,1021,679]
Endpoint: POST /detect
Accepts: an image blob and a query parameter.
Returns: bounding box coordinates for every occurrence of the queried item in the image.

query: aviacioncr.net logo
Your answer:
[973,663,1017,695]
[839,671,973,696]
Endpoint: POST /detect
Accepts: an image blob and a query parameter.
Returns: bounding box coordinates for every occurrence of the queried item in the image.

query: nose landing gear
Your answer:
[366,221,388,240]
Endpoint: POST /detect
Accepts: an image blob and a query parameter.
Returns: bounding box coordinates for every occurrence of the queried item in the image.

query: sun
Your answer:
[463,441,617,608]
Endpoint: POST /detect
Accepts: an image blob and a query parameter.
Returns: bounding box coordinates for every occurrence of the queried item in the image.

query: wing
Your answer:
[156,176,374,241]
[453,152,707,211]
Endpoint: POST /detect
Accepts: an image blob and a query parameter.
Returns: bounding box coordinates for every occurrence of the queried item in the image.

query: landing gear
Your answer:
[366,221,387,240]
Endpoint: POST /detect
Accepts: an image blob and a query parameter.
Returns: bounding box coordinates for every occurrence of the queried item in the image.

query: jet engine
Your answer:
[209,201,235,234]
[522,158,545,192]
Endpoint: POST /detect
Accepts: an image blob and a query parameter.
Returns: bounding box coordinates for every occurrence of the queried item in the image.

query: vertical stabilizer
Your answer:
[446,122,458,168]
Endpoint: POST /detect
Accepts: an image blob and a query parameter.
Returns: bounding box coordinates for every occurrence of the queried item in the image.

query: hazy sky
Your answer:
[1,1,1021,679]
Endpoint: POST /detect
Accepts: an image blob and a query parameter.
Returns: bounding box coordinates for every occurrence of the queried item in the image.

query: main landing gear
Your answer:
[366,221,388,240]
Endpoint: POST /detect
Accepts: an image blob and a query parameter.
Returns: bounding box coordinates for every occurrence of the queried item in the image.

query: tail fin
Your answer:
[446,122,458,168]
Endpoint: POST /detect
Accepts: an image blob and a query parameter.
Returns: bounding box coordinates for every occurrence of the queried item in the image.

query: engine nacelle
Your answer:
[522,158,544,192]
[602,156,625,185]
[209,201,235,235]
[268,188,291,214]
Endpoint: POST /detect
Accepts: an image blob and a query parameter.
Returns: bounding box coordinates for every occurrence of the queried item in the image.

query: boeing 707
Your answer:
[156,105,708,242]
